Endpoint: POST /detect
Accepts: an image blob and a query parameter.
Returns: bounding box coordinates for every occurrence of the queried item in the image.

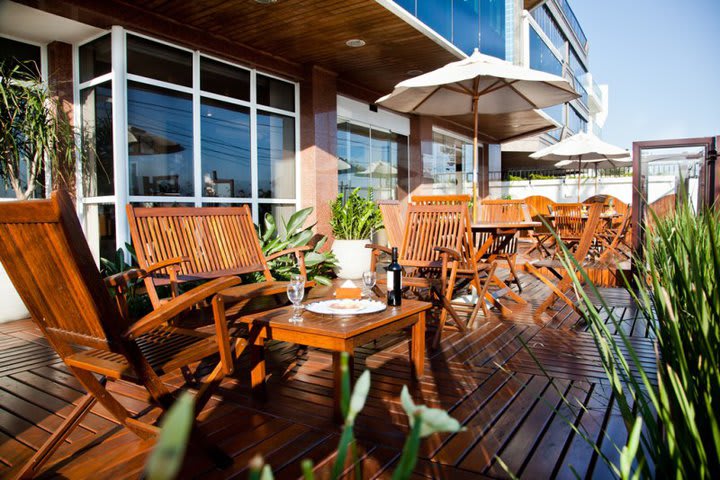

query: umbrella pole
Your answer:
[472,96,479,221]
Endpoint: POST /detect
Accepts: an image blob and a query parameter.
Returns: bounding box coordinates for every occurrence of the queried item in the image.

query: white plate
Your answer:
[305,299,387,315]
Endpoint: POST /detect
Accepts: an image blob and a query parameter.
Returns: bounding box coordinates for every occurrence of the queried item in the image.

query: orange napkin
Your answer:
[336,287,362,299]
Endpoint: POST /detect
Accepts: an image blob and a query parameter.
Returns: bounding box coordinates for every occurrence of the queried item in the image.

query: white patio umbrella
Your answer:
[377,48,578,218]
[530,132,630,201]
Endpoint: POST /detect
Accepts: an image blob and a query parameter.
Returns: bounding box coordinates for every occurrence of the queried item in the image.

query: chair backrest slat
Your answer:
[554,203,586,238]
[377,200,405,249]
[0,191,121,350]
[479,199,531,223]
[401,204,468,267]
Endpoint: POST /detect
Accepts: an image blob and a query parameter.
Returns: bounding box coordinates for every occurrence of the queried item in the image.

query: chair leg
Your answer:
[468,263,497,328]
[13,393,97,480]
[506,255,522,293]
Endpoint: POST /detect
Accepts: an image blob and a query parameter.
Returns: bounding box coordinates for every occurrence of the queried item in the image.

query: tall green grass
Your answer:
[560,198,720,478]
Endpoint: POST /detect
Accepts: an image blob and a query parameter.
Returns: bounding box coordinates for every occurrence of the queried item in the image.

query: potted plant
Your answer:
[0,62,78,323]
[329,188,383,279]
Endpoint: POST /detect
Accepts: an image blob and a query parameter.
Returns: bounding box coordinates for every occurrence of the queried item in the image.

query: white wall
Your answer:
[490,175,680,205]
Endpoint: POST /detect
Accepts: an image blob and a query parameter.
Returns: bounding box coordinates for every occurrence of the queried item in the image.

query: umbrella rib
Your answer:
[410,85,443,112]
[504,80,541,108]
[476,79,506,97]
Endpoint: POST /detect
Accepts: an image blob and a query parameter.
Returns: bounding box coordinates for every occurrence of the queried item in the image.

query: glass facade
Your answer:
[529,28,562,76]
[78,30,298,261]
[425,131,478,195]
[567,105,587,134]
[337,120,408,200]
[394,0,506,59]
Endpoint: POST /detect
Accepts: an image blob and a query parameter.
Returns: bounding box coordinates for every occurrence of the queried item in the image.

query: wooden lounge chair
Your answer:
[368,203,496,348]
[126,204,310,309]
[525,202,603,318]
[0,191,242,479]
[476,199,530,291]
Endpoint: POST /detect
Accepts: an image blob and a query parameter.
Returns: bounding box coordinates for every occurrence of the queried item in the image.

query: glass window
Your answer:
[338,122,370,198]
[394,0,416,14]
[79,34,111,83]
[0,36,41,77]
[531,6,565,54]
[201,98,251,198]
[257,112,295,198]
[529,28,562,76]
[257,74,294,111]
[426,132,477,195]
[258,204,297,233]
[453,0,480,54]
[127,35,192,87]
[480,0,506,59]
[568,105,587,134]
[127,81,193,196]
[81,82,114,196]
[84,203,116,264]
[200,57,250,101]
[418,0,452,44]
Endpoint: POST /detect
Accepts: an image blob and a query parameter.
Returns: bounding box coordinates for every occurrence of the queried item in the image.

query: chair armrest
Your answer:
[366,243,392,255]
[103,257,189,290]
[124,276,241,340]
[265,246,311,262]
[144,256,190,275]
[433,246,462,262]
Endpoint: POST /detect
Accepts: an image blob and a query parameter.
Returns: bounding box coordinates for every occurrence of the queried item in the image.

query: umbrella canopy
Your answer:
[377,48,578,218]
[128,126,184,156]
[530,132,630,200]
[355,161,397,178]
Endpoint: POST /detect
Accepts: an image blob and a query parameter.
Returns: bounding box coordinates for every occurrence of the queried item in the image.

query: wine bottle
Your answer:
[387,247,402,306]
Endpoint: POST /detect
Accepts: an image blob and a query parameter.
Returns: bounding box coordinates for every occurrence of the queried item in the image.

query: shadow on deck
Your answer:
[0,272,655,479]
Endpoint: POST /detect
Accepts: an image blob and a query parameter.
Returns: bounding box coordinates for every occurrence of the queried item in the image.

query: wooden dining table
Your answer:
[471,221,541,305]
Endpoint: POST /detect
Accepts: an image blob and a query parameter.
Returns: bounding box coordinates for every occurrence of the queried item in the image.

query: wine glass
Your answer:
[290,274,305,287]
[287,283,305,323]
[362,271,377,297]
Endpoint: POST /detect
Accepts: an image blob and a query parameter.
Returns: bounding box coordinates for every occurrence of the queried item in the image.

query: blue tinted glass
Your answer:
[453,0,480,54]
[529,29,562,76]
[480,0,505,59]
[201,98,251,198]
[418,0,452,41]
[257,112,295,199]
[127,82,194,196]
[394,0,416,14]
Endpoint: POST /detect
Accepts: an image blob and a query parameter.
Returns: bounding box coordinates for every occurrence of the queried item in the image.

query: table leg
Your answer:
[250,332,267,402]
[332,349,354,423]
[410,312,426,379]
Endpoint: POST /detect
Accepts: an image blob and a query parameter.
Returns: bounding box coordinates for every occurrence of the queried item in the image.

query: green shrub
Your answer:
[329,188,383,240]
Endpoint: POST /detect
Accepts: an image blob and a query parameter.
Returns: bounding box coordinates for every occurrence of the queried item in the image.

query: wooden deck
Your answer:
[0,272,655,479]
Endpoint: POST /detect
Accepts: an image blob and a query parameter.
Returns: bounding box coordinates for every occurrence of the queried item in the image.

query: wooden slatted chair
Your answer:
[598,207,633,261]
[368,203,496,348]
[476,199,530,291]
[0,191,242,479]
[552,203,586,254]
[524,195,556,258]
[377,199,405,249]
[525,202,603,318]
[126,204,310,309]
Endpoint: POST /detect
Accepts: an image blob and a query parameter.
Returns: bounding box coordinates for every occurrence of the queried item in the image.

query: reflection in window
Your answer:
[543,104,564,140]
[257,112,295,199]
[79,34,111,83]
[453,0,480,54]
[256,74,295,112]
[418,0,452,41]
[127,35,192,87]
[568,105,586,134]
[529,28,562,76]
[480,0,506,59]
[201,98,251,198]
[85,203,116,264]
[258,204,296,234]
[426,132,477,195]
[81,82,114,196]
[337,121,407,200]
[200,57,250,101]
[0,36,41,77]
[127,82,193,196]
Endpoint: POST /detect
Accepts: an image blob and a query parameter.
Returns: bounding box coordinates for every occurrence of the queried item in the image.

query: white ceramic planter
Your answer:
[331,239,372,280]
[0,262,29,323]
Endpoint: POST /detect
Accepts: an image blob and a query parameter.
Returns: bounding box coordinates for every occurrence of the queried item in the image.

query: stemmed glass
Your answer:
[362,271,377,298]
[287,275,305,322]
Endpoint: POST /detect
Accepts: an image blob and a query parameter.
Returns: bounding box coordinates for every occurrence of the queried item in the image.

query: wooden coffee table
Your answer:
[237,297,431,422]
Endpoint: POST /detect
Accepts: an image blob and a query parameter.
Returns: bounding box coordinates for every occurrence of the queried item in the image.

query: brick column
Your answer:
[300,65,338,240]
[408,115,433,199]
[47,41,75,194]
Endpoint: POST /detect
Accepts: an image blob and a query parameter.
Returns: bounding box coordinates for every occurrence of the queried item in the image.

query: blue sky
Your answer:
[570,0,720,150]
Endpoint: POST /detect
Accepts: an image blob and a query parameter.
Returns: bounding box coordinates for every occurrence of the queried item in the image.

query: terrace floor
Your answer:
[0,268,655,479]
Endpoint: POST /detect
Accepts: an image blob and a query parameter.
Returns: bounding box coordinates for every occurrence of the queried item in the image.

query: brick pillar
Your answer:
[47,41,75,195]
[300,65,338,240]
[408,115,433,199]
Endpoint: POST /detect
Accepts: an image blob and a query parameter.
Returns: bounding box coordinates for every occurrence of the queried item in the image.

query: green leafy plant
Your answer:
[255,206,337,286]
[100,243,153,319]
[0,61,77,199]
[145,392,195,480]
[525,197,720,479]
[329,188,383,240]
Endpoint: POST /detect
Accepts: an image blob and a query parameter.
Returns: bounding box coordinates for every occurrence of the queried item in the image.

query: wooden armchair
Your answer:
[368,203,496,348]
[552,203,586,253]
[377,199,405,249]
[126,204,311,309]
[524,195,556,258]
[0,191,243,479]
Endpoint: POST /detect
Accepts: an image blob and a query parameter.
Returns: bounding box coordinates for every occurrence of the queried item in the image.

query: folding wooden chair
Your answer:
[525,202,603,318]
[368,203,496,348]
[524,196,556,258]
[598,207,633,261]
[377,199,405,249]
[0,191,243,479]
[552,203,586,254]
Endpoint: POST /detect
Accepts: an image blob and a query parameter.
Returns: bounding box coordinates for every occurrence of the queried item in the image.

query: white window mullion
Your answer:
[193,52,201,206]
[250,70,259,223]
[294,82,301,211]
[110,26,129,256]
